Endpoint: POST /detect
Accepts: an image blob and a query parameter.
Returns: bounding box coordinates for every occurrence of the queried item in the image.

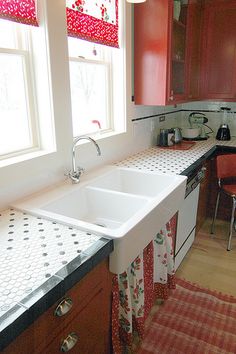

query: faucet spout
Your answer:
[68,135,101,183]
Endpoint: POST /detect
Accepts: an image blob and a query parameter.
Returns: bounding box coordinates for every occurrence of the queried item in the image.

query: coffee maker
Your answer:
[216,107,231,141]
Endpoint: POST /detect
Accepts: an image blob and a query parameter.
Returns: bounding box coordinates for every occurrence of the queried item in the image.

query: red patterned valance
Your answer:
[0,0,119,48]
[0,0,38,26]
[66,0,119,48]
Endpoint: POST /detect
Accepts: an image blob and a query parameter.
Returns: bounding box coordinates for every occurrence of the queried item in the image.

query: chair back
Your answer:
[216,154,236,179]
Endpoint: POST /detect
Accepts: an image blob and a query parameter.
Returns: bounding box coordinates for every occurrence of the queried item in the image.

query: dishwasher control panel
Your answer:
[185,166,206,198]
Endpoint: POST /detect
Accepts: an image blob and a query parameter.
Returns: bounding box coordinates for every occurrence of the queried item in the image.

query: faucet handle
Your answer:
[65,166,84,183]
[77,166,85,174]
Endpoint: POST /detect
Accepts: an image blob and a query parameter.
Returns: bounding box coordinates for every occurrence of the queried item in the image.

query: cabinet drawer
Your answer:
[40,286,108,354]
[65,260,109,313]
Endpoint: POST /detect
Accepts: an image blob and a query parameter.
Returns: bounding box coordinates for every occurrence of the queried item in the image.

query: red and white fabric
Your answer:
[0,0,119,47]
[0,0,37,26]
[66,0,119,47]
[112,216,177,353]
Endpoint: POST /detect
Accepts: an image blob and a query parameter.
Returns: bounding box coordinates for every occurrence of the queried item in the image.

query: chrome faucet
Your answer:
[67,135,101,183]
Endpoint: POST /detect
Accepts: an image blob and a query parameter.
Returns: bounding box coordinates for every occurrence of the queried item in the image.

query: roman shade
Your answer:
[0,0,38,26]
[0,0,119,47]
[66,0,119,47]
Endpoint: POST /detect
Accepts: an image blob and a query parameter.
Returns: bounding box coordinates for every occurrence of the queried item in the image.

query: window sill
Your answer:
[0,148,56,169]
[75,129,126,144]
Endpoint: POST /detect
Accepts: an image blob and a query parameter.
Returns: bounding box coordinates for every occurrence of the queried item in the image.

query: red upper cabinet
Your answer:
[134,0,170,105]
[200,0,236,100]
[185,0,202,100]
[134,0,190,105]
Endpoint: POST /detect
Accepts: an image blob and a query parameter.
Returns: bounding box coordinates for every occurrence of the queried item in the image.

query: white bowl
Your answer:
[181,127,200,139]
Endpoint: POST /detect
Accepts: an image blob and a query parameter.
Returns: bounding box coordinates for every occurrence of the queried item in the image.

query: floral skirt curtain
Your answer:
[112,216,177,353]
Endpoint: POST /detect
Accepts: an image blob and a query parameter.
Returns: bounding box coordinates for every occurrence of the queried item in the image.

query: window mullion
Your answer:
[22,51,40,149]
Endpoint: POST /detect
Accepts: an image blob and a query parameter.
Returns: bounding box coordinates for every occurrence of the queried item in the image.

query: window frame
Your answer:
[69,53,114,137]
[0,21,40,160]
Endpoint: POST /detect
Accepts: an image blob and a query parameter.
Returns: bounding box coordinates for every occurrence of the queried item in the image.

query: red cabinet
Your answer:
[134,0,171,105]
[134,0,202,106]
[185,0,202,100]
[200,0,236,100]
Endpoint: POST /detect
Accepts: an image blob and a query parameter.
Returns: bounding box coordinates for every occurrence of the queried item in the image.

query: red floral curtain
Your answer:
[0,0,38,26]
[66,0,119,48]
[111,217,177,353]
[0,0,119,48]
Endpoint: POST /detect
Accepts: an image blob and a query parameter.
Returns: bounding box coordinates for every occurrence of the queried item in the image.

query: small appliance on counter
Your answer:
[181,127,200,140]
[158,128,175,147]
[216,107,231,141]
[216,124,231,140]
[182,112,211,141]
[158,128,196,150]
[172,127,183,143]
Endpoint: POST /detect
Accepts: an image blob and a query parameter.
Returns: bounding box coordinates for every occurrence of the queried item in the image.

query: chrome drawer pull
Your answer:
[54,298,73,317]
[60,332,79,352]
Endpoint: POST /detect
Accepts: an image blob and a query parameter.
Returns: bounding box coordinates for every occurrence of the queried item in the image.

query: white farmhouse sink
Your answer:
[88,167,175,197]
[41,187,148,230]
[12,166,187,274]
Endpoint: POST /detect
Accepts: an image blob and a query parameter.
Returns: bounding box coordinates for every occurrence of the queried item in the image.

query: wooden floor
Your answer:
[132,218,236,352]
[176,217,236,297]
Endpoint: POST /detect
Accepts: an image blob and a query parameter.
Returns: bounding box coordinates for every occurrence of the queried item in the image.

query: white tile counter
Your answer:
[0,207,113,350]
[0,209,101,317]
[115,138,236,175]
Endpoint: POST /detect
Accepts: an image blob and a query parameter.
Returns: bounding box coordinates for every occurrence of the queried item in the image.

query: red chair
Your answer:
[211,154,236,250]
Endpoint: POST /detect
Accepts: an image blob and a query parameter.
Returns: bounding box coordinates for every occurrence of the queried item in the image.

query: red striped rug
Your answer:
[137,278,236,354]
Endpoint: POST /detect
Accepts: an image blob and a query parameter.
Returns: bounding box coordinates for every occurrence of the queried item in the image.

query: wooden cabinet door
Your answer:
[134,0,170,105]
[185,0,202,100]
[134,0,191,106]
[200,0,236,100]
[169,2,189,104]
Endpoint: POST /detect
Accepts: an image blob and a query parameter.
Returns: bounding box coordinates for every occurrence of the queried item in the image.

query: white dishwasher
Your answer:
[175,166,205,270]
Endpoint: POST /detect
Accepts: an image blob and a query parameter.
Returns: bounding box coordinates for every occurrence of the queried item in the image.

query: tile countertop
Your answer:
[115,137,236,176]
[1,137,236,350]
[0,208,113,351]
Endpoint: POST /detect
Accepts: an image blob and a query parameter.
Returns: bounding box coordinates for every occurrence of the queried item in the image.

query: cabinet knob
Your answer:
[54,298,73,317]
[60,332,79,352]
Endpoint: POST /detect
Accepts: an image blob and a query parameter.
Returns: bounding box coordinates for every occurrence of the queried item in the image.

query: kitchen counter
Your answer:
[0,208,113,351]
[115,137,236,176]
[1,137,236,350]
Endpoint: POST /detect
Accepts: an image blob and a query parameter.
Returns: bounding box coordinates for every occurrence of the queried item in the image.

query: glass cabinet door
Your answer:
[170,0,188,100]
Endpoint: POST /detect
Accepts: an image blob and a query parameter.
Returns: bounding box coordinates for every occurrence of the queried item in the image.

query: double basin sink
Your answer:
[12,166,186,274]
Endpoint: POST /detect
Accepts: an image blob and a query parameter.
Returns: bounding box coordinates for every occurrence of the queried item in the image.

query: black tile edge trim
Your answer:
[0,238,113,351]
[0,276,64,351]
[59,239,113,292]
[181,109,236,113]
[0,304,29,351]
[132,108,236,122]
[132,110,182,122]
[180,146,217,177]
[215,145,236,153]
[180,144,236,178]
[19,275,64,320]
